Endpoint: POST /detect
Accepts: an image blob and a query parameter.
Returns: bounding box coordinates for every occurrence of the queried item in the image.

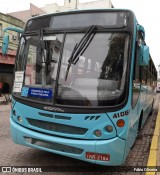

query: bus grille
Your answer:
[27,118,88,135]
[24,137,83,155]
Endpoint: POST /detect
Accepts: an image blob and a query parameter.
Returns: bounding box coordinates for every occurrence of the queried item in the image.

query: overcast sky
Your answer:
[0,0,159,69]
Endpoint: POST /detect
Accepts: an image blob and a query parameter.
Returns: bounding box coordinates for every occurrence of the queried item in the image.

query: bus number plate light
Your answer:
[86,152,110,161]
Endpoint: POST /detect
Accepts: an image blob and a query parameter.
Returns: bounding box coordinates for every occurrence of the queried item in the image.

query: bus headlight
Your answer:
[94,130,102,137]
[105,125,113,133]
[17,116,23,123]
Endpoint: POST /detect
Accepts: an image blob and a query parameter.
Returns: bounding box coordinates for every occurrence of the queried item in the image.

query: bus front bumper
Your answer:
[10,118,126,166]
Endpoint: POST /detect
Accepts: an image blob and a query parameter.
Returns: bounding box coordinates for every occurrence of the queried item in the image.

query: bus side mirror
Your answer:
[139,45,149,66]
[2,35,9,55]
[2,27,23,55]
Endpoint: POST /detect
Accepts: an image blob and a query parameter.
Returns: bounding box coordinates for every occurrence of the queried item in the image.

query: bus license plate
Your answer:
[86,152,110,161]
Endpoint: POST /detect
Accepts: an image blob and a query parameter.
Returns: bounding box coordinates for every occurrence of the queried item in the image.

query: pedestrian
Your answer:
[0,82,3,97]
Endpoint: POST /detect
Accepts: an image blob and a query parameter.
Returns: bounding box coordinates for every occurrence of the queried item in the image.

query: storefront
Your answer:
[0,48,16,93]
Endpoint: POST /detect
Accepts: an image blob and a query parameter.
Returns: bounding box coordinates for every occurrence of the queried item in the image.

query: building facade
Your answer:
[8,3,46,23]
[0,13,24,93]
[42,0,114,14]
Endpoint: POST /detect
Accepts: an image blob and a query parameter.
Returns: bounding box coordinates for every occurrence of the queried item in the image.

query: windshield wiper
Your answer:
[65,25,97,81]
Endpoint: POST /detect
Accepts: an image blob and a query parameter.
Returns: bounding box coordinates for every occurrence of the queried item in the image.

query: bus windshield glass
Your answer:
[15,32,130,107]
[57,32,130,106]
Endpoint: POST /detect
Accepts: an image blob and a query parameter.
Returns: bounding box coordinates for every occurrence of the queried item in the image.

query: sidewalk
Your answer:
[0,104,11,112]
[0,95,11,112]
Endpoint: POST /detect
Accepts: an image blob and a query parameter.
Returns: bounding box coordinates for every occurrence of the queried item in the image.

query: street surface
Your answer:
[0,94,159,175]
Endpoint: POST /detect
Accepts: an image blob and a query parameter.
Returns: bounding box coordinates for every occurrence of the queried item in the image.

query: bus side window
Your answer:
[133,43,140,83]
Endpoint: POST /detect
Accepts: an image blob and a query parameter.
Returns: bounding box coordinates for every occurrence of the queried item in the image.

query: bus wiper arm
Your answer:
[65,25,97,81]
[68,25,97,64]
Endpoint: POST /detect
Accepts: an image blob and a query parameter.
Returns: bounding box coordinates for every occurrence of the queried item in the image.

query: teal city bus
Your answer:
[4,9,157,165]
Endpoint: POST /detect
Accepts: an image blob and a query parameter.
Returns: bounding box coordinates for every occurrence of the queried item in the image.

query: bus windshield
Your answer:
[15,32,130,107]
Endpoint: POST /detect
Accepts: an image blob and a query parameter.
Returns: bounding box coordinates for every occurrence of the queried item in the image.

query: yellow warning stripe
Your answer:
[146,112,160,175]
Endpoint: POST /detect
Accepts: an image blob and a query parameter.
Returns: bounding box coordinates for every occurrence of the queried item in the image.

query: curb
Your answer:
[146,110,160,175]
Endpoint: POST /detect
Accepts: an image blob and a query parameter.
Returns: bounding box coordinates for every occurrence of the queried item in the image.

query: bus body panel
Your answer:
[121,15,156,161]
[11,102,119,140]
[10,117,126,165]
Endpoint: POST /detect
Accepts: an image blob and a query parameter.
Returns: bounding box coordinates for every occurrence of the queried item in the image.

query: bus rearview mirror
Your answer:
[2,35,9,55]
[139,45,149,66]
